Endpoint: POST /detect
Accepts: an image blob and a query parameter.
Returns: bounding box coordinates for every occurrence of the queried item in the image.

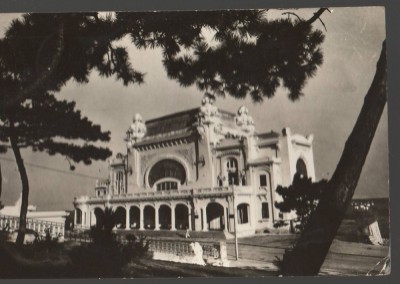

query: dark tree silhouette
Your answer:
[0,163,2,199]
[274,173,327,232]
[116,10,325,101]
[0,13,143,245]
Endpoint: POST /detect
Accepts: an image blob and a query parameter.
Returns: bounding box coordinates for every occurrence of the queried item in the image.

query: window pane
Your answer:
[260,174,267,187]
[262,203,269,219]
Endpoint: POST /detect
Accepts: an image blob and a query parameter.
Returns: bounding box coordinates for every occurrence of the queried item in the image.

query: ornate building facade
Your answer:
[73,97,316,237]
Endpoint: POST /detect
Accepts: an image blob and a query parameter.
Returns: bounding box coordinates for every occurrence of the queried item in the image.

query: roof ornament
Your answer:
[126,113,147,147]
[235,106,255,134]
[199,95,221,125]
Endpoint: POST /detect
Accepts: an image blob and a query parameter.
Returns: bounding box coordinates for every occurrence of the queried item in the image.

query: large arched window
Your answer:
[296,159,308,178]
[148,159,186,189]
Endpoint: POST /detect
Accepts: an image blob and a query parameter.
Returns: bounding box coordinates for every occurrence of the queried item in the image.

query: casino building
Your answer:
[73,97,316,237]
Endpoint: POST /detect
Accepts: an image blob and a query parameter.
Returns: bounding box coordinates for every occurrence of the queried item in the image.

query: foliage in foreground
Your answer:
[69,232,150,278]
[69,208,149,278]
[274,173,328,232]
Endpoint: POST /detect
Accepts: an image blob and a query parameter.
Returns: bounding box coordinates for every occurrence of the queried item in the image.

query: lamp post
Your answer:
[232,185,239,260]
[124,130,130,195]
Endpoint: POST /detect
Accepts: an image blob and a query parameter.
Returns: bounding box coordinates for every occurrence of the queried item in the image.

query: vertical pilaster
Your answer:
[139,206,144,230]
[155,204,160,231]
[188,207,192,231]
[202,206,208,232]
[74,209,77,226]
[171,204,176,231]
[125,205,130,230]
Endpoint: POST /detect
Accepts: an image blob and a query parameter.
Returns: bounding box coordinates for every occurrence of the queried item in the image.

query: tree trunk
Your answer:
[9,133,30,246]
[281,40,387,275]
[0,162,2,199]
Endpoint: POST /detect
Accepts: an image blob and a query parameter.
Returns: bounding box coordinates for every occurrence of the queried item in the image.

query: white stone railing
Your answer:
[0,214,65,236]
[147,238,228,263]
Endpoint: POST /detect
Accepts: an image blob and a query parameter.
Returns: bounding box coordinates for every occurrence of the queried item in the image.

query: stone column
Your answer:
[202,207,208,232]
[139,206,144,230]
[154,204,160,231]
[225,207,229,233]
[188,207,192,231]
[171,204,176,231]
[74,209,77,226]
[125,206,130,230]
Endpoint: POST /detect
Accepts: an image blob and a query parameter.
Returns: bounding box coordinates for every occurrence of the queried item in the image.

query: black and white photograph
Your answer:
[0,6,390,278]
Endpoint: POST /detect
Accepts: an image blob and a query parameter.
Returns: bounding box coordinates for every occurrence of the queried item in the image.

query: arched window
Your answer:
[296,159,308,178]
[226,158,239,185]
[148,159,186,189]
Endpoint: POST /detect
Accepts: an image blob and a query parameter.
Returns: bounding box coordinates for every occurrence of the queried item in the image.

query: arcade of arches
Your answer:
[83,200,252,232]
[89,203,193,231]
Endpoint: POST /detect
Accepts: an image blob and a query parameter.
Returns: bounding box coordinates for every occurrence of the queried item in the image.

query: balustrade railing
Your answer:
[62,230,225,261]
[147,238,222,259]
[0,214,65,236]
[75,186,235,204]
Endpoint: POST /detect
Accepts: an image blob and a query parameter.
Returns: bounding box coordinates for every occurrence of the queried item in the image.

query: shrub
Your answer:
[68,242,126,278]
[121,234,150,262]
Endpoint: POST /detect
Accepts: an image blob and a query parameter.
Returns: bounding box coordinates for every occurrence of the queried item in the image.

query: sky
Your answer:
[0,7,388,211]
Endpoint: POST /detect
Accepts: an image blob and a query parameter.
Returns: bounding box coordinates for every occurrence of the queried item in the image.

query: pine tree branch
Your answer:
[305,8,329,25]
[4,21,65,109]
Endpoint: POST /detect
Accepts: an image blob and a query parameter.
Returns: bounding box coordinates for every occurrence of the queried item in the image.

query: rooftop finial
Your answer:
[126,113,147,147]
[235,106,255,134]
[199,95,220,125]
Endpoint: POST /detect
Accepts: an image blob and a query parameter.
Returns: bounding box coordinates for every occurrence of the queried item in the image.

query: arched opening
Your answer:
[237,203,250,224]
[206,202,225,230]
[114,207,126,229]
[129,206,140,229]
[296,158,308,178]
[148,159,187,189]
[175,204,189,230]
[144,205,155,230]
[76,208,82,224]
[226,158,239,185]
[158,205,172,230]
[94,208,105,229]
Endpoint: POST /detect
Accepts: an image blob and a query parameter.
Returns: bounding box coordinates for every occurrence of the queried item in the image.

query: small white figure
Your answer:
[185,227,190,239]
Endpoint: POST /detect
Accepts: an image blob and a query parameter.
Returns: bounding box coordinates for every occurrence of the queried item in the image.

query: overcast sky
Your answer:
[0,7,388,211]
